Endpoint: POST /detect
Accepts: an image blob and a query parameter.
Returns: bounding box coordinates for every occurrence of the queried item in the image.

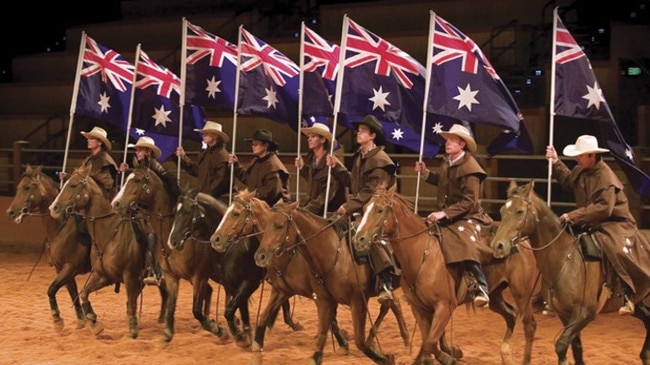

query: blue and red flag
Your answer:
[132,49,205,161]
[184,19,238,110]
[237,27,300,130]
[553,9,650,195]
[427,12,532,155]
[75,34,134,131]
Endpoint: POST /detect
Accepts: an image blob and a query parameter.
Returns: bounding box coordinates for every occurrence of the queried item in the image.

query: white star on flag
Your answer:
[582,82,605,109]
[391,128,404,141]
[432,122,445,134]
[98,92,111,113]
[152,105,172,127]
[205,76,221,98]
[263,87,278,109]
[369,86,391,111]
[454,83,479,111]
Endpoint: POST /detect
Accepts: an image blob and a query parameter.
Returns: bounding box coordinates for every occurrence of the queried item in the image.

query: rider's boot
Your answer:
[467,261,489,308]
[143,233,162,286]
[619,280,635,316]
[377,269,395,304]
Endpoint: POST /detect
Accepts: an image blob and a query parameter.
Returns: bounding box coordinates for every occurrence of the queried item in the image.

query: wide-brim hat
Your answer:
[439,124,477,153]
[562,135,609,157]
[193,120,229,142]
[80,126,112,151]
[127,136,161,159]
[244,129,279,151]
[351,115,386,146]
[301,122,332,145]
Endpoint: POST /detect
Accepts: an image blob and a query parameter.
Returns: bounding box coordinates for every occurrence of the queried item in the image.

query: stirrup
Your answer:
[474,287,489,308]
[143,275,160,286]
[378,288,394,304]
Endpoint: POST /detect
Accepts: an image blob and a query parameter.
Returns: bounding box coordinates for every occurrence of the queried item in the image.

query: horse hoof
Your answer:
[162,328,173,343]
[76,319,86,329]
[235,333,252,349]
[90,321,105,336]
[252,342,262,352]
[381,354,395,365]
[53,318,64,333]
[449,346,463,359]
[290,321,304,331]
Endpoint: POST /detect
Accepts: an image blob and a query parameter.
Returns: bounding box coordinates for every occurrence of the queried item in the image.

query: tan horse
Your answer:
[6,164,90,332]
[253,200,413,365]
[353,184,539,365]
[49,165,148,339]
[210,190,409,360]
[491,180,650,365]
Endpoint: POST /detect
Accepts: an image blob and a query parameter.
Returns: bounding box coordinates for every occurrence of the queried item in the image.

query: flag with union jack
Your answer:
[338,16,443,157]
[184,19,237,110]
[427,12,532,155]
[237,27,300,130]
[75,34,134,131]
[552,9,650,194]
[132,48,205,161]
[301,24,338,118]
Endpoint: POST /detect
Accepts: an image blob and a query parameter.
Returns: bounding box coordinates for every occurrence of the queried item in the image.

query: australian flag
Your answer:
[427,12,532,155]
[237,27,300,130]
[553,9,650,195]
[184,19,237,110]
[132,48,205,161]
[75,33,134,131]
[338,16,443,157]
[301,23,338,119]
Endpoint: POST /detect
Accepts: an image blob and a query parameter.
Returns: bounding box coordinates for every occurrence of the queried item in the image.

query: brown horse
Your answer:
[111,165,229,343]
[353,184,539,365]
[166,187,303,346]
[210,190,409,360]
[6,164,90,332]
[249,199,411,365]
[49,165,150,339]
[490,180,650,365]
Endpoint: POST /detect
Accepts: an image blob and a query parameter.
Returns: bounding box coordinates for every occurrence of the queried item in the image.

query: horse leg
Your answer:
[410,304,433,364]
[280,297,304,331]
[311,298,338,365]
[159,276,179,343]
[223,283,256,348]
[63,279,86,329]
[638,302,650,365]
[124,275,142,339]
[191,281,227,339]
[425,303,456,365]
[48,267,81,331]
[253,288,290,352]
[555,313,592,365]
[485,286,518,365]
[350,300,393,364]
[79,274,111,336]
[508,285,537,365]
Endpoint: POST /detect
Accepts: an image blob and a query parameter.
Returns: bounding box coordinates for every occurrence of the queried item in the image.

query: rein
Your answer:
[226,198,266,245]
[506,193,569,252]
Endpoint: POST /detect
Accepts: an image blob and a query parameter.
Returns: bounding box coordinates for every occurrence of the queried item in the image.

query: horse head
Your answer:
[112,165,165,215]
[353,182,399,253]
[49,165,97,219]
[490,180,541,258]
[168,187,224,251]
[210,189,266,253]
[8,164,58,223]
[254,201,300,268]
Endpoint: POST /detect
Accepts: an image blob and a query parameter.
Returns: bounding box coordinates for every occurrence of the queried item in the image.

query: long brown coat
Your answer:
[424,153,494,265]
[233,152,290,206]
[80,151,118,200]
[298,152,348,216]
[552,159,650,299]
[333,146,396,215]
[179,143,231,201]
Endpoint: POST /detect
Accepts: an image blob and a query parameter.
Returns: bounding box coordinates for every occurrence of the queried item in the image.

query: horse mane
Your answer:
[195,191,228,216]
[509,180,561,224]
[376,182,415,214]
[23,164,58,191]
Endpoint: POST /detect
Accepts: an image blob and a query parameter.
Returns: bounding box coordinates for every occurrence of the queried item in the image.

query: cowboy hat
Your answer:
[301,122,332,144]
[80,126,112,151]
[562,135,609,157]
[244,129,279,151]
[127,136,161,159]
[439,124,477,153]
[193,120,230,142]
[351,115,386,146]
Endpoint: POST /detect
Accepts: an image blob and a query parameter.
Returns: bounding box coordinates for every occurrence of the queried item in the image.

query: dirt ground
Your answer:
[0,240,644,365]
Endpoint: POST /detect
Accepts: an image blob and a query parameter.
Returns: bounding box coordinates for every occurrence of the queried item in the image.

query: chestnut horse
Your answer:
[49,165,152,338]
[6,164,90,332]
[353,184,539,365]
[210,190,409,360]
[490,180,650,365]
[247,199,410,364]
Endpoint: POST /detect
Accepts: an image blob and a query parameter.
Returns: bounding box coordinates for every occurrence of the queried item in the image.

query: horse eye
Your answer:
[377,208,384,214]
[516,209,524,216]
[233,212,241,218]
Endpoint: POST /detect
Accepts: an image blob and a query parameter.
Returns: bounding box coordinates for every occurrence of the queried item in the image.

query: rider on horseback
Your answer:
[326,115,400,304]
[414,124,493,308]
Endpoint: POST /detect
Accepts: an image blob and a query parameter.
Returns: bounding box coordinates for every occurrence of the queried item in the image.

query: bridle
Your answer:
[174,194,212,245]
[224,198,265,246]
[366,192,430,244]
[502,193,565,252]
[15,173,53,220]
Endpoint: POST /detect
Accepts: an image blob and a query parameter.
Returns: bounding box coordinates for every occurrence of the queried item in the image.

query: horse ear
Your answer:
[507,180,518,196]
[520,180,534,196]
[34,165,43,174]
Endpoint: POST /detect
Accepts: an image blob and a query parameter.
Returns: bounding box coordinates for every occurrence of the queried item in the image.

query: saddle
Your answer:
[571,227,604,261]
